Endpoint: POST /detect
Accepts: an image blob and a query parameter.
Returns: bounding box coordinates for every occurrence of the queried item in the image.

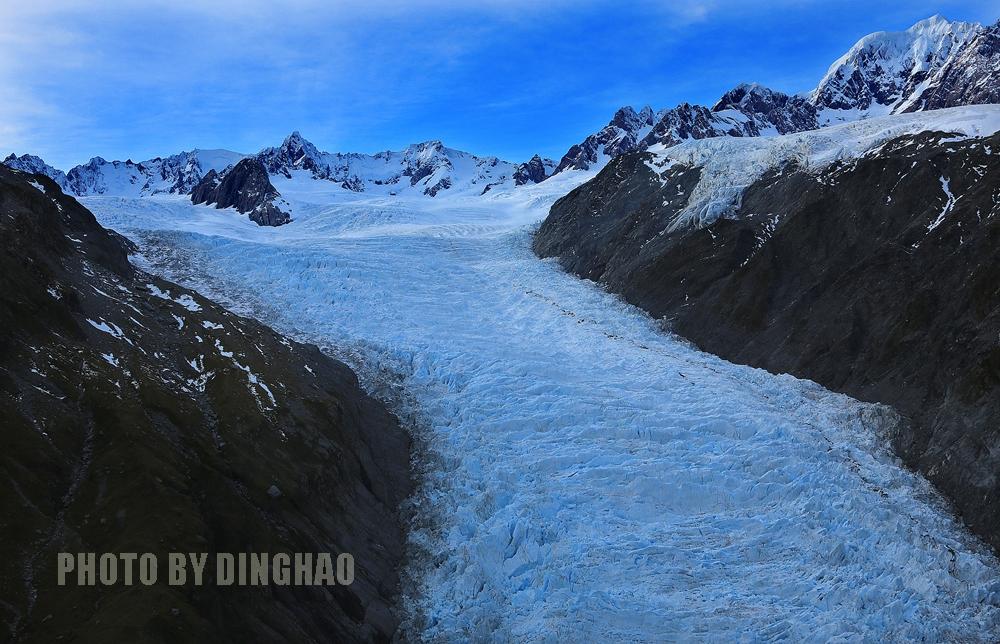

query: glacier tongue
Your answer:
[82,176,1000,641]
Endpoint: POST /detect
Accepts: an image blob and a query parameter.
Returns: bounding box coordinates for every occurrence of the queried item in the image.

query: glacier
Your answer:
[80,163,1000,641]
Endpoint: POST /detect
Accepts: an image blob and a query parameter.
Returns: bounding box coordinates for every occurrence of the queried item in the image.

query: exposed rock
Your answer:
[711,83,818,134]
[258,131,326,178]
[0,166,411,641]
[553,106,655,173]
[513,155,553,185]
[534,129,1000,551]
[191,158,291,227]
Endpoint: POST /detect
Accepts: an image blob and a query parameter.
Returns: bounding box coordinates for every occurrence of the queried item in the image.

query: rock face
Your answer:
[711,84,818,134]
[513,155,554,185]
[534,126,1000,551]
[551,15,1000,174]
[0,165,411,641]
[191,158,291,226]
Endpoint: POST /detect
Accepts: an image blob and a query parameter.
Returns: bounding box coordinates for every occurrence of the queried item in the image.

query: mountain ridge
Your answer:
[550,15,1000,174]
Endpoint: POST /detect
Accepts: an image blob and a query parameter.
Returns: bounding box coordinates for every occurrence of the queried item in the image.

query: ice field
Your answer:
[83,169,1000,641]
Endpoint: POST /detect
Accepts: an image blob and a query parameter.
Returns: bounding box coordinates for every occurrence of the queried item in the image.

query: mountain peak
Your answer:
[810,15,980,115]
[713,83,788,111]
[909,14,952,33]
[1,153,69,189]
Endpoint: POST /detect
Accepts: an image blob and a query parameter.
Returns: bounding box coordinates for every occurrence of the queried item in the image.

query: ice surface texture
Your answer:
[83,161,1000,641]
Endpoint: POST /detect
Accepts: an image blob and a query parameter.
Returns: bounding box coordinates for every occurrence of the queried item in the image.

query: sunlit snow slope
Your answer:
[83,169,1000,641]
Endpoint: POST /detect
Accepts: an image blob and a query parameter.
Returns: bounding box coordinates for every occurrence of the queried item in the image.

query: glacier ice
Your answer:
[81,167,1000,641]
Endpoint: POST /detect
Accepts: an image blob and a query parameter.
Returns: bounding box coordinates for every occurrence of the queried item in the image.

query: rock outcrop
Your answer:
[191,158,291,226]
[513,155,554,185]
[0,165,411,641]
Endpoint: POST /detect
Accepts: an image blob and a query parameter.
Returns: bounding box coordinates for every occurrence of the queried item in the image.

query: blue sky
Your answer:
[2,0,997,169]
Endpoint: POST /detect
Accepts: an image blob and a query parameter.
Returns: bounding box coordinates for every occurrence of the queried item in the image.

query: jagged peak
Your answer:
[278,130,319,152]
[908,14,957,34]
[409,139,445,151]
[609,105,655,131]
[809,14,981,109]
[4,152,46,164]
[713,83,790,112]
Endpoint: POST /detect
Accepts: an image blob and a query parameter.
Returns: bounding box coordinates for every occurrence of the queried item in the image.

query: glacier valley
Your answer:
[81,169,1000,641]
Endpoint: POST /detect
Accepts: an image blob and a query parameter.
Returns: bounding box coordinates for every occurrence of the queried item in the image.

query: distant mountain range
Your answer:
[3,134,555,202]
[551,15,1000,173]
[3,132,557,225]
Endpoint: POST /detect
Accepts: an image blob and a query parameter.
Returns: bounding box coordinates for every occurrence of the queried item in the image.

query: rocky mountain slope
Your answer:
[553,15,1000,173]
[534,105,1000,551]
[0,165,411,642]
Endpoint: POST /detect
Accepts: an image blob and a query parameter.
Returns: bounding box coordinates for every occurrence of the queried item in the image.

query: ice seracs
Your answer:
[646,104,1000,231]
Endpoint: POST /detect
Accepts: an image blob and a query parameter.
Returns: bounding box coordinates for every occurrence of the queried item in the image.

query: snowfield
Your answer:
[82,137,1000,640]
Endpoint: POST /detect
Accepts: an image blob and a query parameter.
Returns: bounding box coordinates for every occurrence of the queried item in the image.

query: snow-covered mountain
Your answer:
[2,154,69,190]
[812,15,978,122]
[902,19,1000,111]
[257,132,537,196]
[553,15,1000,173]
[64,149,246,197]
[552,87,820,173]
[3,133,552,214]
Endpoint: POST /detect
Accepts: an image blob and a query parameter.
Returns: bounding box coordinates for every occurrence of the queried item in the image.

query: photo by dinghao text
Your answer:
[57,553,355,587]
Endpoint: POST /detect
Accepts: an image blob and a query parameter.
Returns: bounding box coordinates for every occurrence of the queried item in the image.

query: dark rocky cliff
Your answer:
[535,131,1000,551]
[0,166,411,642]
[191,158,291,226]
